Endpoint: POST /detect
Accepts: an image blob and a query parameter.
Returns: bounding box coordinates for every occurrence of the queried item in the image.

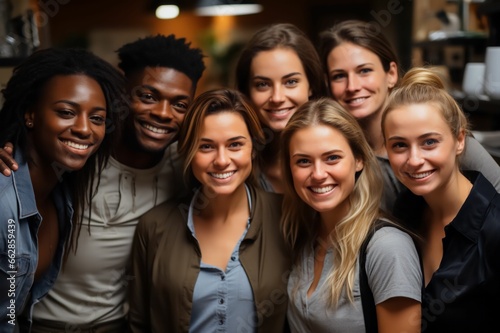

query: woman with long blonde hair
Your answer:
[281,97,421,333]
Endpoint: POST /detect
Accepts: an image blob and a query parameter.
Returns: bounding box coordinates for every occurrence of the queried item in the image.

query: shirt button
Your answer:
[219,299,224,304]
[221,275,225,281]
[231,256,236,261]
[219,319,224,325]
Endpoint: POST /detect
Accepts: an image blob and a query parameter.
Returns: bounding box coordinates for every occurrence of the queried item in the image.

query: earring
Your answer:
[26,120,33,128]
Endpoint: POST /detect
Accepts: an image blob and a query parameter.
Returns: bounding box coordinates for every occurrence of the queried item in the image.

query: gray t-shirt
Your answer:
[287,227,422,333]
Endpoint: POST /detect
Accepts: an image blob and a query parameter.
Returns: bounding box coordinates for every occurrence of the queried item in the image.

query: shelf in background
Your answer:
[451,89,500,130]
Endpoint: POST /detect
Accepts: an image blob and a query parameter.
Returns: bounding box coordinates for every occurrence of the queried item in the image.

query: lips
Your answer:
[309,184,335,194]
[140,122,173,134]
[263,107,294,120]
[345,96,368,107]
[61,140,90,150]
[209,171,235,179]
[407,170,434,179]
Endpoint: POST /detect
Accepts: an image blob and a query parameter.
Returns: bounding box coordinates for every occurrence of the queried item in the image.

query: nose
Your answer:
[214,148,229,168]
[151,100,173,121]
[269,85,285,104]
[311,161,327,180]
[71,115,92,138]
[407,146,424,167]
[346,73,361,92]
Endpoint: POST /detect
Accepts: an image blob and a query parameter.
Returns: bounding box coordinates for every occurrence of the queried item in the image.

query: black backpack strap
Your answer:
[359,219,394,333]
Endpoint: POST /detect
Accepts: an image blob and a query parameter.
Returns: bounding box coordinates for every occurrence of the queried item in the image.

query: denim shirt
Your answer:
[0,151,73,332]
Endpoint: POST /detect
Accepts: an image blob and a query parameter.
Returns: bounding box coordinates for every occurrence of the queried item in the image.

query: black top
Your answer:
[394,171,500,333]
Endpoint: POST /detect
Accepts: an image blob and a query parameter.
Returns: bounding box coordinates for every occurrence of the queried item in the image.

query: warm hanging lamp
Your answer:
[195,0,263,16]
[155,0,180,19]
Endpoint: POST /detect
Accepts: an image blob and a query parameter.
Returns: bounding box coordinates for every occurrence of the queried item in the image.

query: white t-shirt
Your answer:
[33,143,186,324]
[287,226,422,333]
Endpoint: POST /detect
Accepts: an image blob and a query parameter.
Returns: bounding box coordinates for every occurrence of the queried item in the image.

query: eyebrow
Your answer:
[53,100,106,112]
[141,84,190,100]
[387,132,442,141]
[252,72,303,80]
[199,136,248,142]
[329,63,375,74]
[292,149,342,158]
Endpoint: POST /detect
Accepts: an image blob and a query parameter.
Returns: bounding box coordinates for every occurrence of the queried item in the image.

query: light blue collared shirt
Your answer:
[187,185,256,333]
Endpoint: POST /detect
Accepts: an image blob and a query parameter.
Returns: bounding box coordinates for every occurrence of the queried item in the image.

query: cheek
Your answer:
[387,153,406,170]
[295,87,310,105]
[250,90,266,107]
[94,126,106,143]
[330,83,345,99]
[291,168,307,193]
[191,154,206,176]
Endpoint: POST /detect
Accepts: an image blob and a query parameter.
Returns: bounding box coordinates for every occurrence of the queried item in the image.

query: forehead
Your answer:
[38,74,105,103]
[250,48,305,76]
[201,111,248,133]
[290,124,352,153]
[328,42,382,68]
[385,103,450,134]
[128,67,194,96]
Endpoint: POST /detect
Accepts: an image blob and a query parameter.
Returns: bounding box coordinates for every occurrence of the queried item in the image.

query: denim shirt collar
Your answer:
[12,150,39,219]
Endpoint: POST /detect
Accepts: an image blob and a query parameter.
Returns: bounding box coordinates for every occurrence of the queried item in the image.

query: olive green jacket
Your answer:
[128,184,291,333]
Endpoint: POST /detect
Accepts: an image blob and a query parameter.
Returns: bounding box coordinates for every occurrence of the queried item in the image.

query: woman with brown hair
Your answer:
[235,23,327,193]
[128,89,290,333]
[318,19,500,211]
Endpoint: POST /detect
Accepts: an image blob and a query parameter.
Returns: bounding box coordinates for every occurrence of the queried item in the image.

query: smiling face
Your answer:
[289,124,363,218]
[127,67,193,153]
[191,112,253,197]
[26,74,107,172]
[384,103,465,197]
[249,48,311,132]
[327,42,397,121]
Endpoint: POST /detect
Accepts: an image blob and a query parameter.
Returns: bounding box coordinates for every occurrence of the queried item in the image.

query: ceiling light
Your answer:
[195,0,262,16]
[155,2,179,19]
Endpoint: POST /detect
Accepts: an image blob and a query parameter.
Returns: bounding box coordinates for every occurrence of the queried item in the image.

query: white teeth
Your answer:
[310,185,334,193]
[268,109,291,114]
[348,97,367,104]
[210,171,235,179]
[409,171,432,179]
[63,141,89,150]
[143,123,168,134]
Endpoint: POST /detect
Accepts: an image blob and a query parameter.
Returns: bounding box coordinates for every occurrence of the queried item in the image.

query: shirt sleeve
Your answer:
[127,217,154,333]
[365,227,422,304]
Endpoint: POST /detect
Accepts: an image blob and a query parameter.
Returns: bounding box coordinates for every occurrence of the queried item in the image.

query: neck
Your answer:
[258,130,283,192]
[423,170,472,227]
[198,183,249,222]
[113,134,164,169]
[28,160,60,206]
[260,130,281,165]
[318,203,350,242]
[358,110,386,156]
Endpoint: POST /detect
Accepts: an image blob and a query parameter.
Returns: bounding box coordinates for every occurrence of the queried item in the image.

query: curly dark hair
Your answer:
[0,47,128,255]
[117,34,206,89]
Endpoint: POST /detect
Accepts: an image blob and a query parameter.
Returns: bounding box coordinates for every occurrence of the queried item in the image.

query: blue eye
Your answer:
[326,155,340,162]
[423,139,438,146]
[296,158,310,165]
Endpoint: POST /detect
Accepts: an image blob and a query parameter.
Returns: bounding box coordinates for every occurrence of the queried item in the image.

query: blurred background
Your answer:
[0,0,498,98]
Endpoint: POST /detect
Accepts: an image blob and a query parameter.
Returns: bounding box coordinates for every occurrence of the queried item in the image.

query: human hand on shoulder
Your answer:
[0,142,18,176]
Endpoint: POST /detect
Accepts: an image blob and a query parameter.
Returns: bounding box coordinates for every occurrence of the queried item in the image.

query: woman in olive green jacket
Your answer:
[128,89,291,333]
